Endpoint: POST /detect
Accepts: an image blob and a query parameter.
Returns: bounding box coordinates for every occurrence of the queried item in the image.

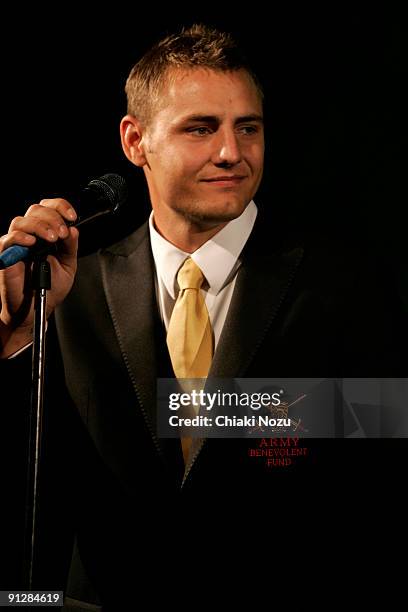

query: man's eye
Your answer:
[238,126,258,135]
[188,127,212,136]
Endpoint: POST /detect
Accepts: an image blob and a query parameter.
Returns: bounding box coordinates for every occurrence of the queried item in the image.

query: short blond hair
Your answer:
[125,24,263,126]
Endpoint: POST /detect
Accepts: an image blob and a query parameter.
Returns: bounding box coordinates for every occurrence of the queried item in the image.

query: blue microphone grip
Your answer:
[0,244,30,269]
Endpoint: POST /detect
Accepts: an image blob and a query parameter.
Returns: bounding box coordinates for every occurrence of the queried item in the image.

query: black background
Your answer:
[1,6,407,297]
[1,8,407,591]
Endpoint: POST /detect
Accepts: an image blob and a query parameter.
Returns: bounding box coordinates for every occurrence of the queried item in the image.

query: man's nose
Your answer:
[212,129,242,166]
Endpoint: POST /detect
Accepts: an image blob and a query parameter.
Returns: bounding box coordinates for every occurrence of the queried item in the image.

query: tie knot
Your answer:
[177,258,204,290]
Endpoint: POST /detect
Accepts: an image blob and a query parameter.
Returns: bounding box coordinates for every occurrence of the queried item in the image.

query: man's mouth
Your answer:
[201,175,246,185]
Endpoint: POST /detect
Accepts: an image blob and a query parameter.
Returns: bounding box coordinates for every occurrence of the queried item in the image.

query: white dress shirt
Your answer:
[149,200,257,348]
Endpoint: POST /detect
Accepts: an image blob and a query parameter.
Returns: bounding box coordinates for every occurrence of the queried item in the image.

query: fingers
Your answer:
[36,198,77,223]
[23,199,77,237]
[0,228,36,253]
[1,199,78,252]
[56,226,79,265]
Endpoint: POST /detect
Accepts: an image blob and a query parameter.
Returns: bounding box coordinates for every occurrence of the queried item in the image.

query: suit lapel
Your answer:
[98,223,163,455]
[210,245,304,378]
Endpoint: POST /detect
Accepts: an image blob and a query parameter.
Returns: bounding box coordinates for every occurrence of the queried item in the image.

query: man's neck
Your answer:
[152,212,228,253]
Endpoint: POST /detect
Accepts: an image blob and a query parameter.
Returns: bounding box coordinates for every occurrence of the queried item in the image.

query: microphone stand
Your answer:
[17,175,126,588]
[23,254,51,589]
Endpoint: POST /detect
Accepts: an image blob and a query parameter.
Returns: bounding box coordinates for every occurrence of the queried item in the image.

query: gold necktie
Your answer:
[166,258,213,463]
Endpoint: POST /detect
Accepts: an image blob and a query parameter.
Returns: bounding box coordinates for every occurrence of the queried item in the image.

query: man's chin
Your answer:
[181,200,249,226]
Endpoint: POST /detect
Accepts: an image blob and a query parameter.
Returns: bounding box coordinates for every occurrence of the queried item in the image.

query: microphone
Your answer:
[0,174,128,269]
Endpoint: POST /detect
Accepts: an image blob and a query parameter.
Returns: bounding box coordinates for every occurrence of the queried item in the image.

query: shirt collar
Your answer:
[149,200,258,298]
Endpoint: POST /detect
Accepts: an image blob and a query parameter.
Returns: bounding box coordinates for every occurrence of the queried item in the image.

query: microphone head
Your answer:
[86,173,128,213]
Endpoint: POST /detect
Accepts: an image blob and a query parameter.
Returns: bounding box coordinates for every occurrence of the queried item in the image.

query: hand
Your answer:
[0,199,79,358]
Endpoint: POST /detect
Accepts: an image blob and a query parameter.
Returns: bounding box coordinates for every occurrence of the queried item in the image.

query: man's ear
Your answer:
[120,115,148,167]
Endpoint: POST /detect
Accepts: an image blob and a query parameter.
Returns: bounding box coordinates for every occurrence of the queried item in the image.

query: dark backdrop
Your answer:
[1,8,407,592]
[1,6,407,303]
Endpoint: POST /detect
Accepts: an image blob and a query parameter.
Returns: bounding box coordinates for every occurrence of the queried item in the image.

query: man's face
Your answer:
[140,68,264,226]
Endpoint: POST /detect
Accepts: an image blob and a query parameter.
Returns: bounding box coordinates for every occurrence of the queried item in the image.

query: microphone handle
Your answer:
[0,244,32,268]
[0,236,63,269]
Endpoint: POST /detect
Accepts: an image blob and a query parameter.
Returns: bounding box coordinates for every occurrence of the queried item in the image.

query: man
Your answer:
[0,24,406,610]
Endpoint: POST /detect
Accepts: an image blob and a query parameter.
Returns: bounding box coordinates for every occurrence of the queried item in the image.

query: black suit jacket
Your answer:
[2,214,406,607]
